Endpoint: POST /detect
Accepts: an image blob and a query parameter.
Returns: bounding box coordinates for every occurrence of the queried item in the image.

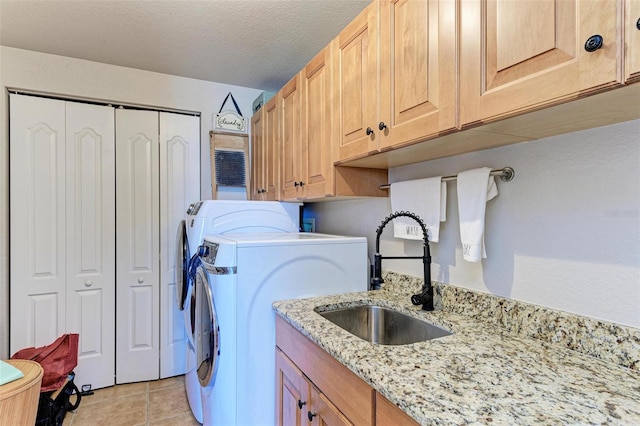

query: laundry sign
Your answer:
[214,92,247,132]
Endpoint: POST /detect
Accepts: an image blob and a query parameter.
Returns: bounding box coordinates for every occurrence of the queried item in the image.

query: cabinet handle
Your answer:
[297,400,306,409]
[378,122,387,131]
[584,35,603,52]
[366,127,374,136]
[307,411,317,421]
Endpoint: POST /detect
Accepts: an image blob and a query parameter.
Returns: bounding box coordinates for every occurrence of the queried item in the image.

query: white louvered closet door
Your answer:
[159,112,200,378]
[65,102,116,390]
[115,109,161,383]
[10,95,67,354]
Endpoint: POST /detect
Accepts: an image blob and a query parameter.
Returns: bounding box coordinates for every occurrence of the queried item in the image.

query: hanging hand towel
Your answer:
[390,177,447,242]
[457,167,498,262]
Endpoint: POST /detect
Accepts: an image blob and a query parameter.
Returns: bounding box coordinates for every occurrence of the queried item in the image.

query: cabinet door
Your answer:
[626,0,640,83]
[303,46,334,199]
[65,101,116,390]
[276,348,309,426]
[115,109,160,383]
[309,387,354,426]
[333,3,379,161]
[159,112,200,378]
[378,0,456,149]
[460,0,621,126]
[280,74,303,200]
[251,108,266,200]
[264,97,280,200]
[10,95,66,353]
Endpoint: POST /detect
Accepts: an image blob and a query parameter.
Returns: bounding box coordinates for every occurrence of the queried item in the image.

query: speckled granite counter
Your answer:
[273,272,640,425]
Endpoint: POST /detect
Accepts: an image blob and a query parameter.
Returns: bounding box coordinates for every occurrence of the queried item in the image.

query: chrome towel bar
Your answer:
[379,167,514,190]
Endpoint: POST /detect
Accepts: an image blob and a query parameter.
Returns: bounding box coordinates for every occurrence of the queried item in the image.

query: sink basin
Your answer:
[318,305,452,345]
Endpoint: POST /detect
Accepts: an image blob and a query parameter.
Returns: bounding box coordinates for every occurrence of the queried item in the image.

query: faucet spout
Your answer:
[370,211,434,311]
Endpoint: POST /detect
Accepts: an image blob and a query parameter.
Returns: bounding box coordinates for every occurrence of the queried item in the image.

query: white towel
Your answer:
[390,177,447,242]
[457,167,498,262]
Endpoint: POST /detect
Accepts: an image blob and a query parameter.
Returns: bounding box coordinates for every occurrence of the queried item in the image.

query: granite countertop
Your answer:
[273,287,640,425]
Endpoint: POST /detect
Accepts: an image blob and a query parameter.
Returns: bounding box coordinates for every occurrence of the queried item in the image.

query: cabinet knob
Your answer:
[137,277,144,284]
[84,280,93,287]
[366,127,374,136]
[584,35,603,52]
[299,181,305,187]
[636,17,639,31]
[294,181,299,187]
[307,411,317,421]
[378,122,387,131]
[297,400,306,409]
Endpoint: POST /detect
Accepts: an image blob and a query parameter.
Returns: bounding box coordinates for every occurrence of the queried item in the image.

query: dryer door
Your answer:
[195,266,220,388]
[176,220,190,311]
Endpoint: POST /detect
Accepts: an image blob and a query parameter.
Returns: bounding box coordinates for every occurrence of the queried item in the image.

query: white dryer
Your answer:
[175,200,301,423]
[195,232,368,426]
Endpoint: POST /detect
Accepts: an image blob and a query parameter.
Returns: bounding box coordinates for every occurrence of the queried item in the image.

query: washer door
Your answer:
[176,220,190,311]
[195,266,220,388]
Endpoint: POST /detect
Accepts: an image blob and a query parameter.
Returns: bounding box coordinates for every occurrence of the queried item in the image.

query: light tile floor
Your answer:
[63,375,200,426]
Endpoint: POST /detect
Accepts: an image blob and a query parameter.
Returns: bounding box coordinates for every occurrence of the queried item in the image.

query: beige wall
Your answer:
[0,46,262,358]
[308,119,640,329]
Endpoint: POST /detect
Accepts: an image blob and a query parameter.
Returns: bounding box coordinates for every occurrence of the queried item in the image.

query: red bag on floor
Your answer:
[11,334,79,392]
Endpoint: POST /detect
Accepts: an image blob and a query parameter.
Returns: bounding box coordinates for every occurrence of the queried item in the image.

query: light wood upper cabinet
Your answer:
[460,0,622,126]
[302,47,334,200]
[280,73,303,201]
[333,2,380,162]
[264,97,281,200]
[251,97,280,200]
[625,0,640,83]
[334,0,457,162]
[378,0,457,150]
[250,107,265,200]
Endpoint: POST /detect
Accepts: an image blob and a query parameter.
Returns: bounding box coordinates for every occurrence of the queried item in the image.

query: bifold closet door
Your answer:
[64,102,116,390]
[115,109,160,383]
[10,95,67,353]
[159,112,200,379]
[9,94,116,389]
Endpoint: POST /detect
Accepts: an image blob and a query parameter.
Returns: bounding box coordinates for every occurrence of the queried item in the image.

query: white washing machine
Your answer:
[175,201,301,423]
[194,232,368,426]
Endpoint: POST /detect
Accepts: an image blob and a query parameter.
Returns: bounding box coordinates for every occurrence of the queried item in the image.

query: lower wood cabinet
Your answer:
[277,348,352,426]
[276,316,418,426]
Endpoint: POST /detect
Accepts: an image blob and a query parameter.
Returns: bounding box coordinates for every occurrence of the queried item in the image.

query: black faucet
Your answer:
[371,211,435,311]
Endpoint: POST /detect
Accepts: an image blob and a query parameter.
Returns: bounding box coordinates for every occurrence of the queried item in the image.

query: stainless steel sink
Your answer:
[318,305,452,345]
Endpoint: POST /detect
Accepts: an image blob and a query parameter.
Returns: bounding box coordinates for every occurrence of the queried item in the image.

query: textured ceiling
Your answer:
[0,0,369,93]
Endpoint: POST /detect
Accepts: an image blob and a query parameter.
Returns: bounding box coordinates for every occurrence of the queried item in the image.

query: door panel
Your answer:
[334,3,379,161]
[276,349,308,426]
[264,97,280,200]
[251,109,265,199]
[10,94,66,353]
[116,108,160,383]
[159,112,200,378]
[280,74,302,200]
[460,0,621,125]
[303,47,334,199]
[379,0,456,148]
[65,101,115,389]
